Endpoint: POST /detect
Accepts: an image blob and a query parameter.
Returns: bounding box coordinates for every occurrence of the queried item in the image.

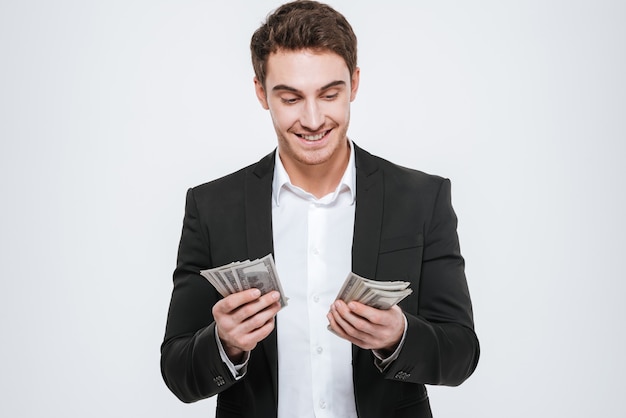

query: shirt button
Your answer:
[316,346,323,354]
[319,400,326,409]
[313,295,320,303]
[312,247,320,255]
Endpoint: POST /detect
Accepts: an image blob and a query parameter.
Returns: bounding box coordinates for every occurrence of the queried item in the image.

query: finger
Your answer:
[233,291,281,323]
[233,316,277,352]
[345,301,385,325]
[240,299,281,333]
[215,290,280,321]
[326,311,344,335]
[327,309,368,347]
[330,302,372,341]
[332,300,375,336]
[215,288,262,314]
[218,299,281,353]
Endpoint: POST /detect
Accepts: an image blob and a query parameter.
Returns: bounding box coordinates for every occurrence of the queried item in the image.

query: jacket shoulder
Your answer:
[357,146,448,195]
[189,150,275,202]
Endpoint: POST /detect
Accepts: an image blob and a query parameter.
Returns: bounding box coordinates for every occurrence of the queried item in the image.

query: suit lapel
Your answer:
[351,145,384,360]
[245,150,279,405]
[245,151,275,260]
[352,145,384,280]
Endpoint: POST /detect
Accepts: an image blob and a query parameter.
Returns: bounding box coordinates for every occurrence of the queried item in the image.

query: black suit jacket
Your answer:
[161,145,479,418]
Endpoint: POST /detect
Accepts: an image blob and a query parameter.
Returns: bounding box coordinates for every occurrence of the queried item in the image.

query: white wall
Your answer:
[1,1,624,417]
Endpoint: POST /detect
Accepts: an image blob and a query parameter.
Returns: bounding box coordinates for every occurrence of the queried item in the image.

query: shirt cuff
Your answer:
[215,326,249,379]
[372,314,408,372]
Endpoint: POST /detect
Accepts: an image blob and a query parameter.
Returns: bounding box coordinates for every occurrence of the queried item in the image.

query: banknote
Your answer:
[335,272,412,309]
[200,254,288,307]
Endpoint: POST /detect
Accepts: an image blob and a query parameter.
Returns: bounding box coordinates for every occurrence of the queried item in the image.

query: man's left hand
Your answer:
[327,300,405,354]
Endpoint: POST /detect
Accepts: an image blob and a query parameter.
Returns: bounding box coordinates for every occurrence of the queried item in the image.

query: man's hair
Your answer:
[250,0,358,87]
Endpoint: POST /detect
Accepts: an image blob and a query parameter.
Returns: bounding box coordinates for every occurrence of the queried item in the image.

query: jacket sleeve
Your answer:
[384,179,480,386]
[160,188,238,402]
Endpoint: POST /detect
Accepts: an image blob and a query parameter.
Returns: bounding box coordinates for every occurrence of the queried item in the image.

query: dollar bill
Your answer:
[335,272,412,309]
[200,254,288,307]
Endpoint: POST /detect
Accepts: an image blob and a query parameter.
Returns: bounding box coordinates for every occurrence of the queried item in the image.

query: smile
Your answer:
[297,130,331,141]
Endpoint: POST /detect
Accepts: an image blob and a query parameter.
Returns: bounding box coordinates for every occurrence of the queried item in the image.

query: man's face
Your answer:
[255,49,360,171]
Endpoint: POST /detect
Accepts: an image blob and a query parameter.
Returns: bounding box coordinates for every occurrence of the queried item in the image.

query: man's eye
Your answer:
[323,93,339,100]
[281,97,300,104]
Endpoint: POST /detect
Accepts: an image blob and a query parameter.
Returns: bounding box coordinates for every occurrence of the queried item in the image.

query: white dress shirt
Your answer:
[273,144,357,418]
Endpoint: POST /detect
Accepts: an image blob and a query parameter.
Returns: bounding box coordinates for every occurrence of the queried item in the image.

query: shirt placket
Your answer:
[307,200,332,417]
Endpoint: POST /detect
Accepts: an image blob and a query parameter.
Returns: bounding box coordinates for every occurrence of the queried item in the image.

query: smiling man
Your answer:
[161,2,479,417]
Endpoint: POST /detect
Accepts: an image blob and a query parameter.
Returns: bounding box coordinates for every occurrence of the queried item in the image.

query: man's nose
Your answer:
[300,100,324,131]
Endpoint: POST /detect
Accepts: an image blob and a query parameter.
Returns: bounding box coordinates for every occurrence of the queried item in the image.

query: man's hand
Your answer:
[327,300,405,354]
[213,288,281,363]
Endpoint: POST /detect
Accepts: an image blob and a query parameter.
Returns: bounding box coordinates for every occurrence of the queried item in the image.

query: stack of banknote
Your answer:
[335,272,413,310]
[201,255,411,311]
[200,254,288,307]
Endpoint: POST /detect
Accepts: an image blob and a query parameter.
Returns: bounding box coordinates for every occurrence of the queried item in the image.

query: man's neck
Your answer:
[279,142,351,199]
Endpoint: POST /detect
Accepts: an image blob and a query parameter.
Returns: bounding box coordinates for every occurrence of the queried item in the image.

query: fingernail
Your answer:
[272,291,280,300]
[252,289,261,297]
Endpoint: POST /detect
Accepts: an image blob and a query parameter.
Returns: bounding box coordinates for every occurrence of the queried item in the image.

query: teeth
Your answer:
[301,131,326,141]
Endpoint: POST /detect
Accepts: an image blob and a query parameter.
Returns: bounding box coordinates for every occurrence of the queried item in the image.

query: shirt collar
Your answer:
[272,140,356,206]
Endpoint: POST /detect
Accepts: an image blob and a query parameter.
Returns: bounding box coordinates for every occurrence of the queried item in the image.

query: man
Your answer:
[161,1,479,417]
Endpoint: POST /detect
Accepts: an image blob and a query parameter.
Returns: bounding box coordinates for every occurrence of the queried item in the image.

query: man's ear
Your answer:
[254,77,270,110]
[350,67,360,102]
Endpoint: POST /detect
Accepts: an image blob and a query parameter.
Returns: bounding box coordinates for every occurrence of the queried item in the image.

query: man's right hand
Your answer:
[212,288,281,363]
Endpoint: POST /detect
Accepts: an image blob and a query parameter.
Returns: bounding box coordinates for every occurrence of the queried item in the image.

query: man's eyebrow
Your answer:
[271,80,346,93]
[272,84,299,93]
[319,80,346,91]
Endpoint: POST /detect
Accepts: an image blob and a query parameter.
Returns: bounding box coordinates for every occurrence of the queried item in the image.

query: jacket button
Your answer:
[394,371,410,380]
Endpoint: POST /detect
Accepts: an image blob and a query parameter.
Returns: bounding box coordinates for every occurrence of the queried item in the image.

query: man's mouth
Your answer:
[297,130,331,141]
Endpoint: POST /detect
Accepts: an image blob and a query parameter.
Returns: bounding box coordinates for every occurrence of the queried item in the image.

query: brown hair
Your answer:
[250,0,358,86]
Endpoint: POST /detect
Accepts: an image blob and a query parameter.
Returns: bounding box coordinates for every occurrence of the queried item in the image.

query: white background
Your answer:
[1,1,624,417]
